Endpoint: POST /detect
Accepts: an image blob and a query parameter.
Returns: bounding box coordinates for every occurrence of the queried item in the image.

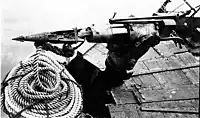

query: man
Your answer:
[2,23,184,118]
[37,24,161,117]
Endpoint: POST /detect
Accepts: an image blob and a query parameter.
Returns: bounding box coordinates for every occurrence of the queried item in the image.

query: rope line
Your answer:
[1,47,83,118]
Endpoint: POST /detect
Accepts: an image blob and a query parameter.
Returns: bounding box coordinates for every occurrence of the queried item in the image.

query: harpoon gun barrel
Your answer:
[109,12,192,25]
[109,15,177,24]
[12,29,85,44]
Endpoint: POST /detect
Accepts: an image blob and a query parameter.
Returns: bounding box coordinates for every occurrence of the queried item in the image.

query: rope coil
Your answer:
[1,47,83,118]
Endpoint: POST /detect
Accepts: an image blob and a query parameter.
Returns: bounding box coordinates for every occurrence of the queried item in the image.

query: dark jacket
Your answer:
[66,52,128,117]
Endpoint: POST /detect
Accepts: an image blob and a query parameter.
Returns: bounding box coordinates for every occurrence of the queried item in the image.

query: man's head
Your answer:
[107,23,160,71]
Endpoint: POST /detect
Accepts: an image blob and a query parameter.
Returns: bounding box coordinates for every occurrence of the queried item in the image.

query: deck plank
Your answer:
[152,73,173,89]
[108,104,140,118]
[125,76,143,89]
[138,47,161,61]
[111,85,138,104]
[143,59,162,71]
[182,68,200,85]
[177,53,199,66]
[108,103,199,118]
[156,56,193,88]
[93,43,108,54]
[141,99,199,113]
[176,53,199,85]
[154,41,188,56]
[83,46,107,70]
[138,74,161,89]
[139,84,199,102]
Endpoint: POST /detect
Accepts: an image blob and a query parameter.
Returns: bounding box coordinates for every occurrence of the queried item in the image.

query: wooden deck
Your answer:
[110,41,199,118]
[82,41,199,118]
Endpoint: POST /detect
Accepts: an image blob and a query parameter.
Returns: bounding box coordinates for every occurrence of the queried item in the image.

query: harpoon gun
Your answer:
[12,1,200,49]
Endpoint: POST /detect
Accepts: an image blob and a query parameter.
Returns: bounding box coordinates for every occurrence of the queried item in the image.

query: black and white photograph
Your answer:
[1,0,200,117]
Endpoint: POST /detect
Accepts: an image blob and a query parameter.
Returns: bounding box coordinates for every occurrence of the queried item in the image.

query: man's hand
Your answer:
[78,27,93,40]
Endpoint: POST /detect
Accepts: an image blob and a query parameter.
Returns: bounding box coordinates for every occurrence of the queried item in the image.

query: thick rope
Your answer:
[1,47,83,118]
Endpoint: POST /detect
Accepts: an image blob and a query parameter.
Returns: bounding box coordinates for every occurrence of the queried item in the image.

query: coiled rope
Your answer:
[1,46,83,118]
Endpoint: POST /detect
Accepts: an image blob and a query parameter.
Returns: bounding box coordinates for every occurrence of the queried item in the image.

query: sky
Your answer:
[1,0,165,77]
[0,0,200,117]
